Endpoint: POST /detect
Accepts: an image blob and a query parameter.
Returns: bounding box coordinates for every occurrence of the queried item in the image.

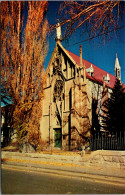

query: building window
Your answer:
[53,80,64,102]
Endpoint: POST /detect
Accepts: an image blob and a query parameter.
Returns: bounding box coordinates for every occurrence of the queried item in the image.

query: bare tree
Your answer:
[50,1,125,41]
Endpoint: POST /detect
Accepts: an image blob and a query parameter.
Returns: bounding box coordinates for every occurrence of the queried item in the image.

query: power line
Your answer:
[46,25,125,56]
[66,26,125,46]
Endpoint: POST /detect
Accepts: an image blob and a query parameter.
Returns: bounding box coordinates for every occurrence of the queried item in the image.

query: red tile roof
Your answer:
[66,50,117,89]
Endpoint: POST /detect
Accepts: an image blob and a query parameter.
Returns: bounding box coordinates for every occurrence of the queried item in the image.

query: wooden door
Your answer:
[54,128,62,148]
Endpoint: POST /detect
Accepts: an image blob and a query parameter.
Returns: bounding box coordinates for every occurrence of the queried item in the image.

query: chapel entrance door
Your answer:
[54,128,62,148]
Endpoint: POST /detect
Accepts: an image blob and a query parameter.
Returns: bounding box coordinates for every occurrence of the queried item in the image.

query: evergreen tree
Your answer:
[101,78,125,135]
[91,98,100,135]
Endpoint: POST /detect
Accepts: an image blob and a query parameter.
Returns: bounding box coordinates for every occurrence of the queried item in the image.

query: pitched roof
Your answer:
[66,50,117,89]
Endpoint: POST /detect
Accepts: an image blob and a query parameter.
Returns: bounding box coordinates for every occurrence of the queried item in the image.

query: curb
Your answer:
[1,157,125,178]
[1,161,125,188]
[2,163,125,188]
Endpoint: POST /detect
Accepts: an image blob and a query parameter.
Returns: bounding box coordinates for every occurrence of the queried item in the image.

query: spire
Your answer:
[115,53,121,70]
[114,53,121,80]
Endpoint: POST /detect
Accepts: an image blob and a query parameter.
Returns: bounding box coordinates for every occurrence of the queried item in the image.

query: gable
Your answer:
[44,43,77,88]
[45,42,124,89]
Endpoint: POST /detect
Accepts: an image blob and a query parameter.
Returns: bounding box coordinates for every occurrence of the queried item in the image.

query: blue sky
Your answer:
[1,1,125,107]
[45,1,125,84]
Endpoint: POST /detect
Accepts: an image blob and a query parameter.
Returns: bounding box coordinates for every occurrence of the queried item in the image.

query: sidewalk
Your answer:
[1,151,125,186]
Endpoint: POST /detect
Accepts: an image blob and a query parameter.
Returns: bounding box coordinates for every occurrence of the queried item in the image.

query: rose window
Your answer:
[53,80,63,101]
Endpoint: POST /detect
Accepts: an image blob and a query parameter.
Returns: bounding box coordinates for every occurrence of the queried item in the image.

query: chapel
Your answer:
[40,24,122,149]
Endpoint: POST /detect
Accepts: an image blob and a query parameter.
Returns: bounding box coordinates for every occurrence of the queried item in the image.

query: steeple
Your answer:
[114,53,121,80]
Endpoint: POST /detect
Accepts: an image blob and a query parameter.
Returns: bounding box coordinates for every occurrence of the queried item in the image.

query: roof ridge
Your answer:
[66,49,115,78]
[65,49,117,89]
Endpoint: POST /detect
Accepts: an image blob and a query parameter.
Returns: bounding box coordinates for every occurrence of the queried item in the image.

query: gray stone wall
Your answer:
[2,150,125,170]
[81,150,125,169]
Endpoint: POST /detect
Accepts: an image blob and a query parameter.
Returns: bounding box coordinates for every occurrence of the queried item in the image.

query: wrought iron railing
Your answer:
[90,131,125,151]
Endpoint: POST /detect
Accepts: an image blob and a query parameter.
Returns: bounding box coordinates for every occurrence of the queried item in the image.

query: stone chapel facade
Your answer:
[40,26,122,149]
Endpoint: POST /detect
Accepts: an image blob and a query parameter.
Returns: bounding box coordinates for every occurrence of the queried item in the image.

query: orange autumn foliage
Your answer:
[1,1,48,149]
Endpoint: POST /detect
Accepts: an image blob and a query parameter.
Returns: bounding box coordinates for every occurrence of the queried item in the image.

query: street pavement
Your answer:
[1,151,125,187]
[1,168,125,194]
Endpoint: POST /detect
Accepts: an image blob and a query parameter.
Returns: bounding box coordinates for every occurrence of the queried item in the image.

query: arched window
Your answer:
[53,80,64,102]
